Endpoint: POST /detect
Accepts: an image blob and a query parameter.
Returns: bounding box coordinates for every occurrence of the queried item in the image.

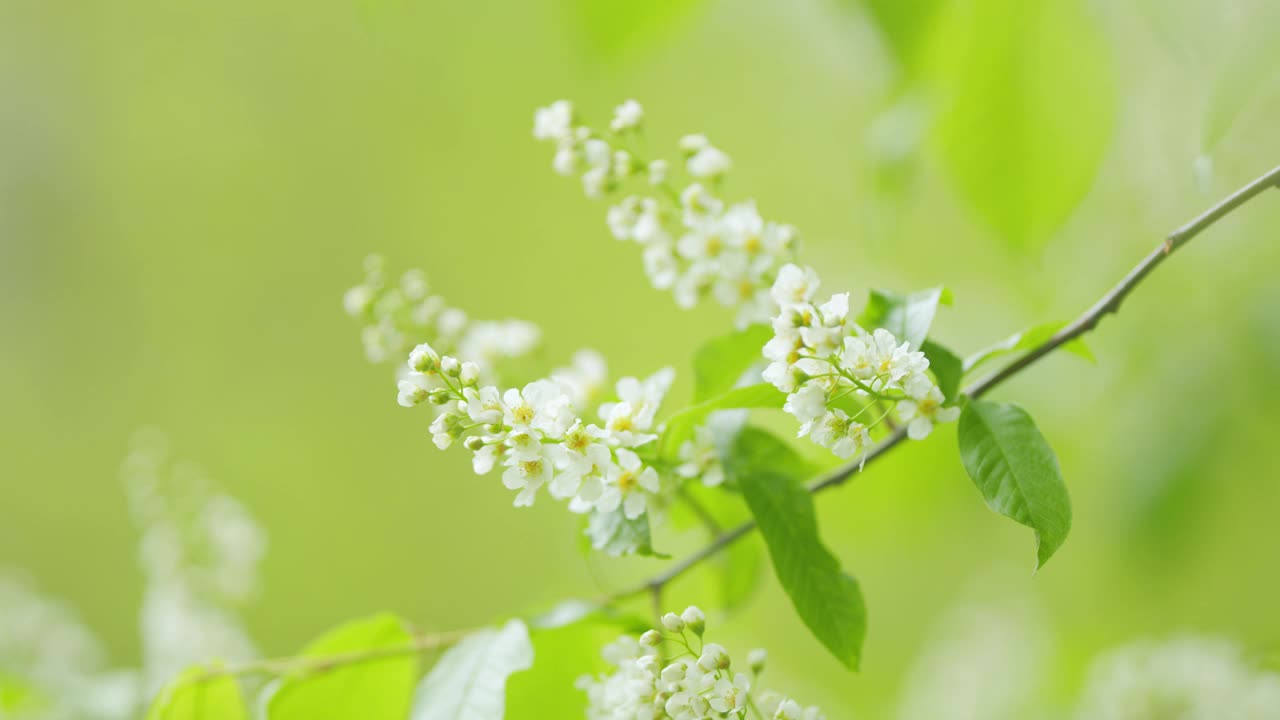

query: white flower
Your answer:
[610,99,643,132]
[648,159,668,185]
[770,264,821,308]
[598,368,674,445]
[898,386,960,440]
[502,380,572,436]
[597,449,659,519]
[343,285,375,317]
[808,411,871,460]
[553,349,610,413]
[676,424,725,487]
[678,133,709,153]
[396,380,429,408]
[501,452,554,507]
[533,100,574,141]
[709,673,752,713]
[462,386,504,425]
[687,145,732,179]
[783,382,828,428]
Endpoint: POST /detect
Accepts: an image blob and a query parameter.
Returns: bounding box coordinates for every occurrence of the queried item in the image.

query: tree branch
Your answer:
[609,162,1280,604]
[192,628,471,683]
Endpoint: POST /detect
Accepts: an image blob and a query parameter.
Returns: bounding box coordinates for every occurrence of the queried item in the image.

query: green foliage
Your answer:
[858,0,945,72]
[267,614,418,720]
[586,508,663,557]
[858,287,952,350]
[964,321,1095,375]
[507,620,622,720]
[146,669,245,720]
[692,325,772,403]
[927,0,1115,247]
[958,400,1072,568]
[412,620,533,720]
[658,383,786,458]
[920,339,963,402]
[572,0,706,57]
[726,427,867,670]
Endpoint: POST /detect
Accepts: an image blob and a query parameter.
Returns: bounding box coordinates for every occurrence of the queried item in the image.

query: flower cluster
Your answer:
[577,606,823,720]
[534,100,800,328]
[763,264,959,460]
[399,341,676,522]
[344,255,540,384]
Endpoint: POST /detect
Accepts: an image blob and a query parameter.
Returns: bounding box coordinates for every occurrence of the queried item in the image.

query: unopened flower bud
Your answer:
[408,342,440,373]
[661,613,685,633]
[697,643,730,672]
[680,606,705,636]
[428,389,451,405]
[463,436,486,452]
[396,380,429,408]
[639,629,663,647]
[459,362,480,386]
[748,648,767,674]
[441,356,461,377]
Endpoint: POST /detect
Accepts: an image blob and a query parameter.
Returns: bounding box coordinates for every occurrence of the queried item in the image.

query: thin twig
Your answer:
[606,162,1280,605]
[192,628,471,683]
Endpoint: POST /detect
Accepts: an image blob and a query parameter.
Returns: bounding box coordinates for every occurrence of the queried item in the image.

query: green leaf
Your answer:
[411,620,533,720]
[860,0,945,72]
[920,339,963,403]
[268,614,418,720]
[964,321,1094,375]
[585,509,665,557]
[858,287,952,350]
[659,383,786,458]
[927,0,1115,247]
[572,0,705,57]
[958,400,1072,568]
[726,427,866,670]
[506,621,623,720]
[692,325,772,403]
[146,668,245,720]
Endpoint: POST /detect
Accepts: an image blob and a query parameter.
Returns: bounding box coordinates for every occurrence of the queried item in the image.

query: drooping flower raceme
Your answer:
[344,255,541,384]
[577,606,824,720]
[399,340,676,525]
[533,100,799,328]
[763,264,959,461]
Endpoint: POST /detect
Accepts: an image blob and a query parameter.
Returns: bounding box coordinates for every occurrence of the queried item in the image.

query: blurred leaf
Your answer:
[727,427,866,670]
[958,400,1071,568]
[269,614,418,720]
[921,339,963,402]
[586,509,664,557]
[659,383,786,458]
[859,0,946,72]
[692,325,771,403]
[964,321,1094,375]
[146,668,245,720]
[506,621,617,720]
[411,620,533,720]
[572,0,706,57]
[927,0,1115,247]
[858,287,952,349]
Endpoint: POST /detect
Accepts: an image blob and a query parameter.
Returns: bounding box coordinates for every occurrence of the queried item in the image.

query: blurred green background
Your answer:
[3,0,1280,715]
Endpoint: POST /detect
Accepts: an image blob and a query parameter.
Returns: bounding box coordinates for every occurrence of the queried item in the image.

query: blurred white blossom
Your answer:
[1074,636,1280,720]
[579,606,823,719]
[533,100,799,327]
